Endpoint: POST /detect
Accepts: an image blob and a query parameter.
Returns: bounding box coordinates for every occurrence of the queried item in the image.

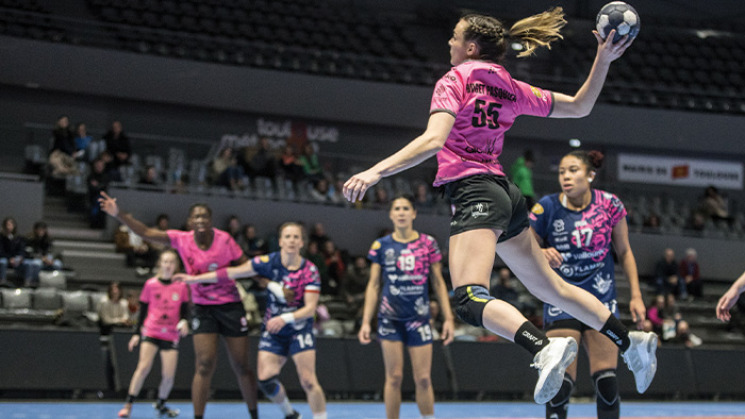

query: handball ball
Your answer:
[596,1,640,43]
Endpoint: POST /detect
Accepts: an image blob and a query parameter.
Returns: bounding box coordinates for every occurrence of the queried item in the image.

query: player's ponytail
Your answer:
[462,7,566,62]
[509,7,567,58]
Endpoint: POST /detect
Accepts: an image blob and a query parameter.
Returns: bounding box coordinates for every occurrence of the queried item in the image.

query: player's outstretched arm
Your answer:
[550,29,634,118]
[98,191,170,245]
[343,112,454,202]
[717,271,745,321]
[174,260,258,284]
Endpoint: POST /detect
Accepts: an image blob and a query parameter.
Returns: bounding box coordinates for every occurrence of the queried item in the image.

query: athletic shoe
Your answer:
[285,410,302,419]
[621,331,658,393]
[153,403,180,418]
[530,337,578,404]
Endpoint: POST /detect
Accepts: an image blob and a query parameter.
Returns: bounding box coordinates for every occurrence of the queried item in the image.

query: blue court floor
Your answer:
[0,401,744,419]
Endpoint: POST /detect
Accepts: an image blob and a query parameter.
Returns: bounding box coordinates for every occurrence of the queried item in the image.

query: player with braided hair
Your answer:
[530,150,646,419]
[344,7,657,404]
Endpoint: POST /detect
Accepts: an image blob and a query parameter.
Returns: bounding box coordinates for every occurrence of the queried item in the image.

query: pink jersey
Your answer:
[140,277,190,342]
[430,60,554,186]
[168,229,244,305]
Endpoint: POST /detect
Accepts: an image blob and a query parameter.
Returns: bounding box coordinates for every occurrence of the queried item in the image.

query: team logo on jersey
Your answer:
[208,263,218,272]
[172,292,179,301]
[260,255,270,263]
[592,273,613,295]
[531,203,544,214]
[471,203,489,218]
[530,86,543,99]
[548,305,564,317]
[553,219,565,233]
[371,240,381,250]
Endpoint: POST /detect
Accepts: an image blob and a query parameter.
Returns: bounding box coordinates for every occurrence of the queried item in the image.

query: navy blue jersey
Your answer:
[529,189,627,322]
[252,252,320,335]
[367,233,442,321]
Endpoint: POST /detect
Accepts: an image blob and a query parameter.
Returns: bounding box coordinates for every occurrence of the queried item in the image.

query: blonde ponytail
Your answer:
[509,7,567,58]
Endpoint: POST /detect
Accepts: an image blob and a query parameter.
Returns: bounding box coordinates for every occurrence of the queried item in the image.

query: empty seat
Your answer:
[33,287,62,310]
[39,270,66,290]
[1,288,32,309]
[61,290,90,313]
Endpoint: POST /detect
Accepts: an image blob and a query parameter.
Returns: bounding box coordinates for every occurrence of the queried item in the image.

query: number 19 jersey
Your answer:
[367,233,442,322]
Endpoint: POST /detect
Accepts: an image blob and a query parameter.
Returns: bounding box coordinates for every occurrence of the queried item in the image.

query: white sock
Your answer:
[422,415,435,419]
[278,397,294,416]
[312,413,328,419]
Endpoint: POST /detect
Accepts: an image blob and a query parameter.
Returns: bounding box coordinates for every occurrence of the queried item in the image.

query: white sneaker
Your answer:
[621,331,658,393]
[531,337,578,404]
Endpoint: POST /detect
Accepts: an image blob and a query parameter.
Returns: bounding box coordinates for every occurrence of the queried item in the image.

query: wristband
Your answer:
[280,313,295,324]
[216,267,229,282]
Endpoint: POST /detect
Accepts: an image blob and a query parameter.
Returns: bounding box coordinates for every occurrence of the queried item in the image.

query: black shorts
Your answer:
[191,302,249,337]
[142,335,179,351]
[445,174,529,242]
[545,318,592,333]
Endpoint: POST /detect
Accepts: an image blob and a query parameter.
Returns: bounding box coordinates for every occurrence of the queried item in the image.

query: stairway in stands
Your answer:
[43,196,143,289]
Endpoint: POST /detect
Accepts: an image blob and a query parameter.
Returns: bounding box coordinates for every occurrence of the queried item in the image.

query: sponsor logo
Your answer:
[553,219,565,233]
[172,292,179,301]
[530,86,544,99]
[548,306,564,317]
[522,330,539,341]
[471,203,489,218]
[371,240,381,250]
[593,274,613,295]
[260,255,270,263]
[605,329,622,345]
[384,249,396,265]
[191,318,200,331]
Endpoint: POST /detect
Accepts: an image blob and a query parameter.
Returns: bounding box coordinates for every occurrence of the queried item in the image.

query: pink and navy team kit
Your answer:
[529,189,628,324]
[430,60,554,186]
[368,234,442,346]
[251,252,321,356]
[139,277,190,342]
[168,229,244,305]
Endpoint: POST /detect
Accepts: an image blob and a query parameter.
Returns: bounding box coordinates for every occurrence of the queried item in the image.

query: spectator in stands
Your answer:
[0,217,33,287]
[699,185,732,224]
[225,215,242,241]
[278,144,304,186]
[342,256,370,318]
[686,211,707,234]
[322,240,345,297]
[309,222,329,248]
[298,142,323,183]
[87,157,111,229]
[643,213,662,233]
[509,149,536,209]
[330,178,348,205]
[679,248,702,300]
[147,214,170,255]
[413,182,435,209]
[25,221,63,282]
[48,115,79,177]
[305,240,328,288]
[490,267,521,311]
[646,295,667,335]
[310,178,334,202]
[247,137,277,181]
[98,281,131,334]
[238,224,268,258]
[115,225,158,276]
[103,120,132,169]
[211,147,246,191]
[672,319,702,347]
[654,248,684,298]
[137,165,160,188]
[371,187,389,209]
[73,122,93,162]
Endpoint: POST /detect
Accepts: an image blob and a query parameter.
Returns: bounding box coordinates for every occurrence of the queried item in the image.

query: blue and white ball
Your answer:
[596,1,640,43]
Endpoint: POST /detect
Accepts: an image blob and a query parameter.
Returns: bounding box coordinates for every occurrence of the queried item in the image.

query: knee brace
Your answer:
[453,285,495,327]
[258,375,281,398]
[546,375,574,419]
[593,369,619,414]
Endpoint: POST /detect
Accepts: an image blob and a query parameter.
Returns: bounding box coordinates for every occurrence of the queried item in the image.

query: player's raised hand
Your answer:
[98,191,119,217]
[593,29,634,62]
[344,169,382,203]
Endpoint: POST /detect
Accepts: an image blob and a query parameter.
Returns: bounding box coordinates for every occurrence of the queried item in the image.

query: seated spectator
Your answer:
[342,256,369,317]
[679,248,702,300]
[699,185,732,223]
[0,217,34,287]
[114,225,158,275]
[279,144,304,185]
[73,122,93,162]
[210,147,246,191]
[246,137,277,180]
[48,115,79,177]
[646,295,667,335]
[413,182,435,209]
[98,281,130,334]
[224,215,242,241]
[673,319,702,348]
[309,222,330,248]
[654,248,684,298]
[643,213,662,233]
[322,240,345,297]
[305,240,329,289]
[137,165,161,188]
[25,221,63,279]
[310,178,334,202]
[371,187,389,209]
[87,158,110,229]
[298,142,324,183]
[237,224,267,258]
[147,214,170,254]
[103,120,131,169]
